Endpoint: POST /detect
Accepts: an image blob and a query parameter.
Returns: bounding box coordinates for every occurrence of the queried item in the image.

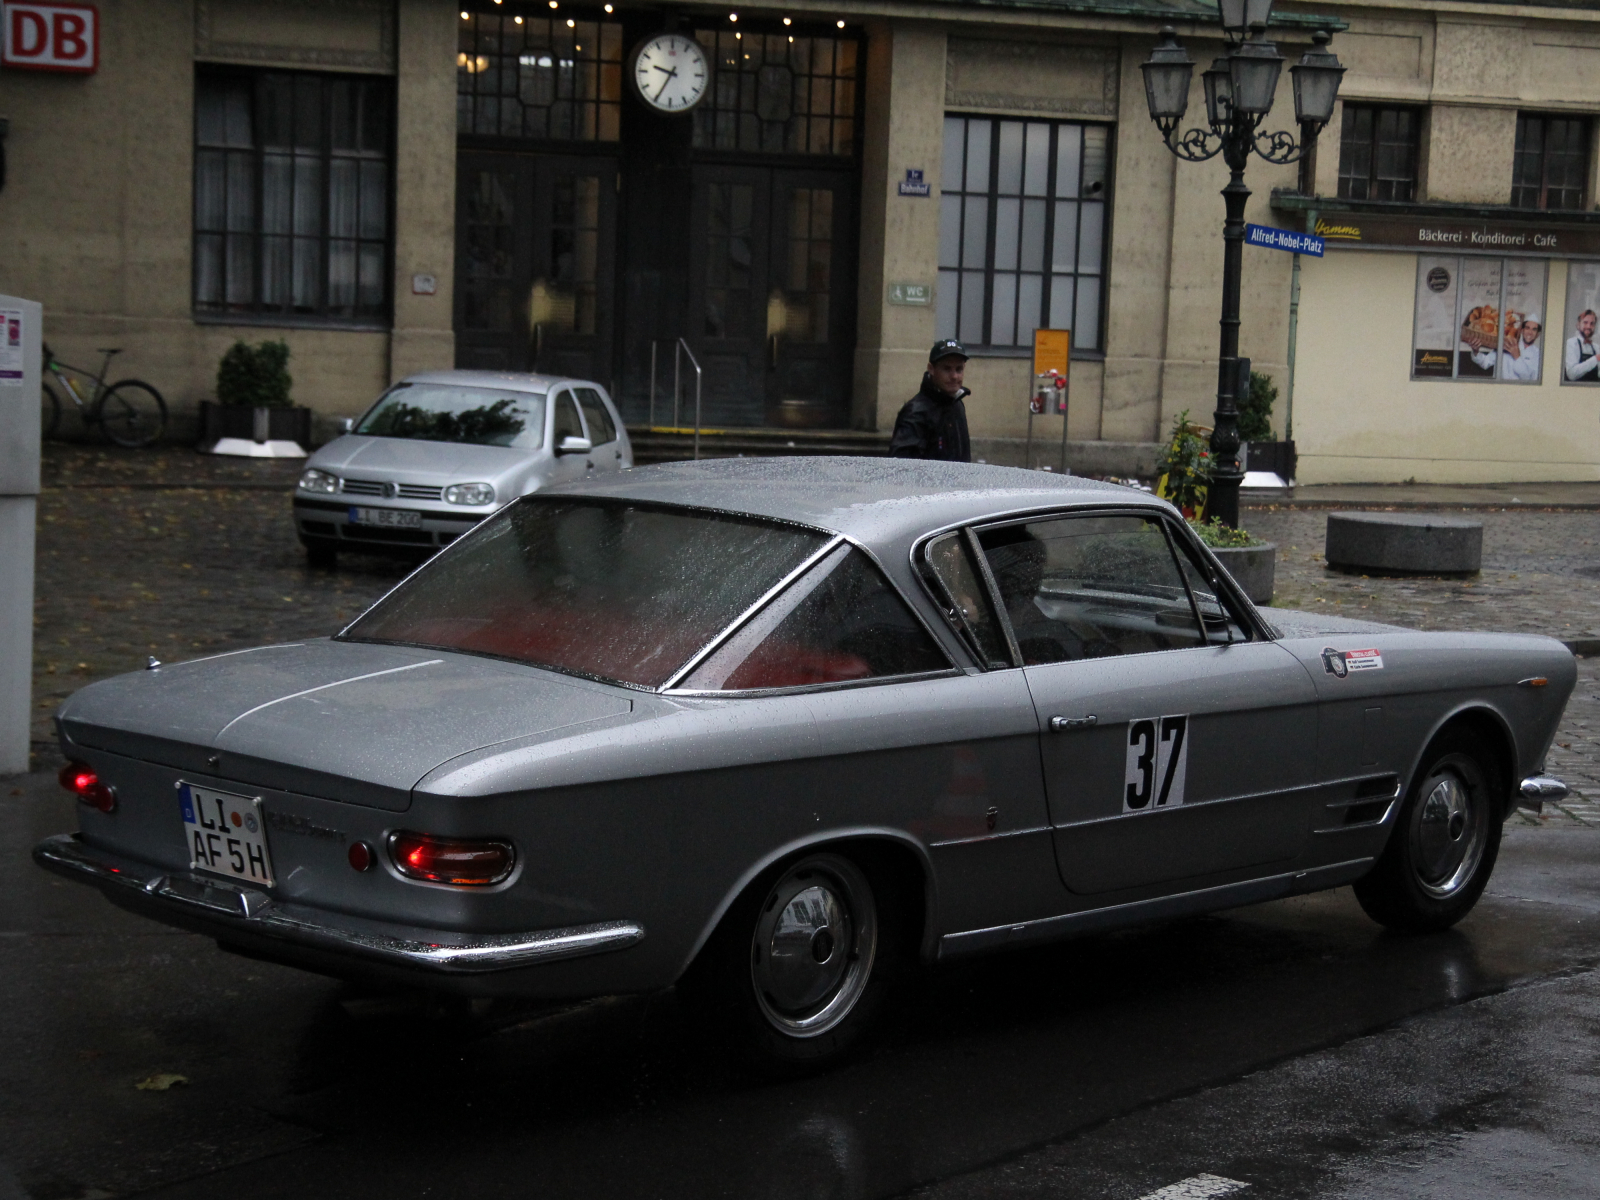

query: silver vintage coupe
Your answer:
[36,459,1575,1070]
[293,370,631,566]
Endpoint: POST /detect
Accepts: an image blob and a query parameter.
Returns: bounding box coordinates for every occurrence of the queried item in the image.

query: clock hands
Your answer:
[652,62,679,103]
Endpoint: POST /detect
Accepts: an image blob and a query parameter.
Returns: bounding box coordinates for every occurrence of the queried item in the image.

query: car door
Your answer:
[974,511,1321,896]
[573,385,625,473]
[545,388,593,487]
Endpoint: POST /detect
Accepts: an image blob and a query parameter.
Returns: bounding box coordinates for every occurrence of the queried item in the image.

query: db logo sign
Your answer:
[2,2,99,73]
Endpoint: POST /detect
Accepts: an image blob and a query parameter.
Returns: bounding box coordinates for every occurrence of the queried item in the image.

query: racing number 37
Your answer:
[1124,715,1190,812]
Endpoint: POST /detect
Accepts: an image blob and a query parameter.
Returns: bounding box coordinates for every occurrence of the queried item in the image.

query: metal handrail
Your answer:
[650,337,703,460]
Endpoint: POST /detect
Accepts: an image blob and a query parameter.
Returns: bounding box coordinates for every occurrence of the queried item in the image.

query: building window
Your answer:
[194,70,393,323]
[1512,114,1591,210]
[457,11,622,141]
[1336,104,1421,201]
[1411,255,1547,384]
[937,116,1110,352]
[692,32,858,156]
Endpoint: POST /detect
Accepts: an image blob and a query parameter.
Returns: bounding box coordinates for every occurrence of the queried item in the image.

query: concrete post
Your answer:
[0,295,41,776]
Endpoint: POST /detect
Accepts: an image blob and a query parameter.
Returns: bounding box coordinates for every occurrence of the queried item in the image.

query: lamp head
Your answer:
[1140,27,1195,123]
[1290,30,1346,129]
[1228,33,1284,116]
[1217,0,1274,38]
[1202,56,1233,129]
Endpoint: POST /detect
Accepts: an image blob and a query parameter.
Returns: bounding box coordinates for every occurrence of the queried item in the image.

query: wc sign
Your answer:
[2,2,99,73]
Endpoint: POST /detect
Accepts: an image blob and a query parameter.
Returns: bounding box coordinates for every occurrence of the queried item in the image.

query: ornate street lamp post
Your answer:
[1140,11,1344,526]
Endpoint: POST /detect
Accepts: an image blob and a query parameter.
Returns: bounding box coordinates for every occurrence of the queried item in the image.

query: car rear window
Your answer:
[356,382,546,448]
[678,545,951,691]
[575,388,618,445]
[339,499,829,687]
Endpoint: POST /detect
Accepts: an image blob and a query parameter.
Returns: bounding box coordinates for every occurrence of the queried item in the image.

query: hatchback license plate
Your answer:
[349,506,422,528]
[179,783,275,887]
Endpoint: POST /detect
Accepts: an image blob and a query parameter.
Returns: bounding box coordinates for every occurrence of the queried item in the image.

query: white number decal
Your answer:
[1123,714,1189,812]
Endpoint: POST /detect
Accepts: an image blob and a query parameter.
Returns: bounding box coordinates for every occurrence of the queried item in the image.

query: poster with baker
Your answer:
[1411,257,1459,378]
[1497,259,1547,384]
[1563,260,1600,385]
[1455,258,1503,378]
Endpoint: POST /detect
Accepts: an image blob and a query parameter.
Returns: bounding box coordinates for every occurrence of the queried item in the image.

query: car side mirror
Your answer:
[339,418,355,434]
[557,435,593,455]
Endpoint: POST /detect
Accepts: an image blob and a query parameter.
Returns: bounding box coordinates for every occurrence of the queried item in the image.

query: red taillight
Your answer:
[388,831,514,886]
[58,760,116,813]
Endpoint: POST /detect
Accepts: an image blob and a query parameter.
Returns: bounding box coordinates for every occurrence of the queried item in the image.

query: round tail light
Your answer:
[58,760,116,813]
[388,831,515,886]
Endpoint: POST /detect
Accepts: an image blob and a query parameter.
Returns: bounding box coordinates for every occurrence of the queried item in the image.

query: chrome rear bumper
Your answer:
[1517,774,1571,814]
[33,833,644,973]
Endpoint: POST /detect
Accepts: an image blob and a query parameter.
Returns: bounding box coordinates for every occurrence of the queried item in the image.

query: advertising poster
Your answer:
[1455,258,1503,378]
[1412,257,1458,378]
[1563,260,1600,385]
[0,309,23,386]
[1498,259,1547,384]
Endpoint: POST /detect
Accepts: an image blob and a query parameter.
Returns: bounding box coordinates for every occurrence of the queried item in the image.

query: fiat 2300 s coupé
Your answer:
[36,459,1575,1070]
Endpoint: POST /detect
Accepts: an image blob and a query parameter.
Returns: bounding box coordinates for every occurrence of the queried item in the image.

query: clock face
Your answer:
[630,34,709,114]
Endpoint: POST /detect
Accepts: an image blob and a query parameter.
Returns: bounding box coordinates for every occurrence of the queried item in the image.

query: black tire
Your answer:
[95,380,167,448]
[302,539,339,570]
[1354,730,1504,934]
[42,381,62,441]
[691,850,910,1076]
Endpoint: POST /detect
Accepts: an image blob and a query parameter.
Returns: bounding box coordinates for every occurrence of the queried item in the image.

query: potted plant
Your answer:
[1154,409,1211,519]
[199,339,312,455]
[1189,516,1276,605]
[1239,371,1296,485]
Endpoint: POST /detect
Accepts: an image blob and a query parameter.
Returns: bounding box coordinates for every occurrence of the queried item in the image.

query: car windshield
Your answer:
[340,499,830,687]
[355,382,546,448]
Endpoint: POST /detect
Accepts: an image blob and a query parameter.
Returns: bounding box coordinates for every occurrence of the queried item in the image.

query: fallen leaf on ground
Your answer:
[134,1073,189,1091]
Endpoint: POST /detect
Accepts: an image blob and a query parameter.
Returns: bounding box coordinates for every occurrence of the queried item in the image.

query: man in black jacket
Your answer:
[889,339,971,461]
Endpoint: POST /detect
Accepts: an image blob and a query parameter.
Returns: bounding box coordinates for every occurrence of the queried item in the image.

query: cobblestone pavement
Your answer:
[23,446,1600,829]
[1244,504,1600,828]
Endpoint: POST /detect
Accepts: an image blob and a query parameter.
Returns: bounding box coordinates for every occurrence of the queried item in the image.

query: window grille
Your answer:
[937,116,1110,352]
[457,11,623,141]
[1336,105,1421,202]
[194,69,392,323]
[1512,114,1591,210]
[692,31,858,156]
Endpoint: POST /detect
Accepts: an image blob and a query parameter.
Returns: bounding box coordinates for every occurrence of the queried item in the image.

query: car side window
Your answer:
[575,388,618,445]
[978,514,1204,665]
[921,531,1012,668]
[1169,534,1253,644]
[552,391,585,445]
[680,545,951,691]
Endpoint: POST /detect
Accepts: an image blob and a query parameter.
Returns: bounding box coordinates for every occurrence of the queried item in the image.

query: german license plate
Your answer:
[179,783,275,887]
[349,506,422,528]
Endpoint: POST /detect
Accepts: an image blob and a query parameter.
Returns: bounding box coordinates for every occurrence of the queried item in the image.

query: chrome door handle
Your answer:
[1049,715,1098,731]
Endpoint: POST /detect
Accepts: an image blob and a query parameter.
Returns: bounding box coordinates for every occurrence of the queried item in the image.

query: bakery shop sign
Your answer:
[1314,214,1600,257]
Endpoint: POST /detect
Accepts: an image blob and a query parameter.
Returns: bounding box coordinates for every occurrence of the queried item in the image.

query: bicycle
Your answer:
[41,343,168,448]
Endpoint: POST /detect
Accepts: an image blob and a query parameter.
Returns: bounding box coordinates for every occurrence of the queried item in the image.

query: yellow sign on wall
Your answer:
[1032,328,1071,376]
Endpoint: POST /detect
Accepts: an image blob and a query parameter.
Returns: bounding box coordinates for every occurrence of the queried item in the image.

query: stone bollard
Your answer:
[1325,512,1482,575]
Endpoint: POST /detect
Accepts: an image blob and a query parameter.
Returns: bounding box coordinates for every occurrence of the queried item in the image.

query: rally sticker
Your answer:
[1124,715,1189,812]
[1321,647,1384,678]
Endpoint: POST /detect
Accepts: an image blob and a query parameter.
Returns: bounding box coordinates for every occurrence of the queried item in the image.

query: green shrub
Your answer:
[1238,370,1276,443]
[1187,517,1263,548]
[217,340,293,408]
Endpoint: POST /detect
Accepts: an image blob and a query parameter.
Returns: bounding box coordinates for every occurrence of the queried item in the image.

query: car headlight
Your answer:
[298,468,340,494]
[444,482,496,506]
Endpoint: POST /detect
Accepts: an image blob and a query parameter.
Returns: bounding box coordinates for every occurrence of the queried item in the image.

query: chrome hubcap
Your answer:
[1411,768,1486,899]
[751,857,877,1038]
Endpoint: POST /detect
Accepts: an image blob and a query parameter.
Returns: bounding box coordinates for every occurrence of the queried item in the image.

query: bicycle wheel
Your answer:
[95,380,167,448]
[42,382,62,441]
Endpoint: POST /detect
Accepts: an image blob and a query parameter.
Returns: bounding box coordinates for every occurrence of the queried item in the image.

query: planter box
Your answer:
[198,401,311,455]
[1213,542,1276,605]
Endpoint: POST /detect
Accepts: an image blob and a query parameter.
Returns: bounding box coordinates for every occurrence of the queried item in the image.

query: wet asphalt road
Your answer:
[5,762,1599,1200]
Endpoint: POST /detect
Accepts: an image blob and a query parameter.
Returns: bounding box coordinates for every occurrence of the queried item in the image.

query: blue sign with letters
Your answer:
[1245,223,1324,256]
[898,169,931,197]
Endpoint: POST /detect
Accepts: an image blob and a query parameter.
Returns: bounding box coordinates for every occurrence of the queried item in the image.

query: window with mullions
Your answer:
[194,70,392,323]
[1337,104,1421,201]
[1512,114,1591,210]
[457,11,622,141]
[692,31,857,156]
[938,116,1110,352]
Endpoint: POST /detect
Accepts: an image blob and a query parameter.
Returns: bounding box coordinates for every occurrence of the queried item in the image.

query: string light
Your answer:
[566,17,574,26]
[735,30,741,38]
[836,18,845,26]
[514,14,523,22]
[460,10,469,18]
[788,34,793,41]
[729,10,737,20]
[603,3,613,9]
[782,15,791,23]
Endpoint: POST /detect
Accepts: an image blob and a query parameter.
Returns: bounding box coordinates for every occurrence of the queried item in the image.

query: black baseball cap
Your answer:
[929,338,969,364]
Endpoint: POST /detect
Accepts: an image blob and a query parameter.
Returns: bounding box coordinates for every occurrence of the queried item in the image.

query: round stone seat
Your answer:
[1324,511,1483,575]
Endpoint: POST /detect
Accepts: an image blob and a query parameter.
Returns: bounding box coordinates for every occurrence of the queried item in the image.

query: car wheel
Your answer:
[1354,731,1503,934]
[699,851,904,1075]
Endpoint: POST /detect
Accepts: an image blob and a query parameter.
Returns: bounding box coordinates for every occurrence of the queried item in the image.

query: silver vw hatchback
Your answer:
[293,370,632,566]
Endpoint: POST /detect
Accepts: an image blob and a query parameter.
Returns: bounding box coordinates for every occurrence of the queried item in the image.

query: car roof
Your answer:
[557,456,1170,546]
[399,369,604,395]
